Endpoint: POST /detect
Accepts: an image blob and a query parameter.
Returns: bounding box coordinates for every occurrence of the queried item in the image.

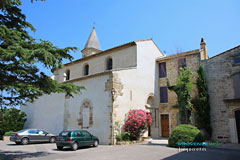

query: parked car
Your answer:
[56,130,99,151]
[10,129,57,145]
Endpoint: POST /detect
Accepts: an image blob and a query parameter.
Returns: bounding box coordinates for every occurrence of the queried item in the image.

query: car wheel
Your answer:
[21,138,29,145]
[49,137,56,143]
[71,142,78,151]
[57,146,63,150]
[15,142,21,145]
[93,140,98,147]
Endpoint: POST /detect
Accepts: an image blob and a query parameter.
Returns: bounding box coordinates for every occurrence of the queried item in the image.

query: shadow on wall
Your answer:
[0,151,53,160]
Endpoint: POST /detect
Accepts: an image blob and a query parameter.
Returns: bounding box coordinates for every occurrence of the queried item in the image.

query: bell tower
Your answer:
[81,27,102,57]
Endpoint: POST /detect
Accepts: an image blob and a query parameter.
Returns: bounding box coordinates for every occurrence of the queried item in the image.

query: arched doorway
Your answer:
[146,94,157,137]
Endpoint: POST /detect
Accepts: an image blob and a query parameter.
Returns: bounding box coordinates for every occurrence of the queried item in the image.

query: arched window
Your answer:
[64,69,70,81]
[83,64,89,76]
[78,99,93,129]
[106,57,112,70]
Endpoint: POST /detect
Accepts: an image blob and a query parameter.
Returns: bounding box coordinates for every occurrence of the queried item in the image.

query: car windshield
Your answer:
[59,131,71,137]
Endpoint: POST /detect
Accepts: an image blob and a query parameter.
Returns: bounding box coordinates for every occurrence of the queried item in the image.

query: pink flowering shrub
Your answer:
[123,109,152,140]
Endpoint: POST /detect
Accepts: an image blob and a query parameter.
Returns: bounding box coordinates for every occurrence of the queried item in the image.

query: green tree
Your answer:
[168,67,194,124]
[0,0,84,108]
[0,0,45,8]
[0,108,26,138]
[192,65,212,137]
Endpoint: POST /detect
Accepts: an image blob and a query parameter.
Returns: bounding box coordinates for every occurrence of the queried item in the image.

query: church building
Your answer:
[22,27,165,144]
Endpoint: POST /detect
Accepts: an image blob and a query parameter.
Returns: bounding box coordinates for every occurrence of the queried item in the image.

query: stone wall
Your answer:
[156,50,200,136]
[202,46,240,143]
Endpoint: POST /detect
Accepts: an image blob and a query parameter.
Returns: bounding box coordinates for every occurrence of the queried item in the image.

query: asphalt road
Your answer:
[0,141,240,160]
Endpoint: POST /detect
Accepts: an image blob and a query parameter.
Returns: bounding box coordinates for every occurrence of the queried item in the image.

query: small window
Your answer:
[83,64,89,76]
[234,57,240,65]
[160,86,168,103]
[159,62,167,78]
[106,58,113,70]
[232,73,240,98]
[178,58,186,70]
[65,69,70,81]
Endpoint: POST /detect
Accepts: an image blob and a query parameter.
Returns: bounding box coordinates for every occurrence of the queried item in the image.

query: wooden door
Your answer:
[161,114,169,137]
[235,110,240,143]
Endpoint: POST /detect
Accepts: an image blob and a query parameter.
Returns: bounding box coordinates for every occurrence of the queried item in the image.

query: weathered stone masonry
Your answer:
[105,73,123,144]
[202,45,240,143]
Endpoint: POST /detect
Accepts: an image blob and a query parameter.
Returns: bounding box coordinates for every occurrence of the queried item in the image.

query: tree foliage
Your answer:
[0,108,26,138]
[0,0,45,8]
[0,0,84,107]
[192,65,212,137]
[168,67,194,124]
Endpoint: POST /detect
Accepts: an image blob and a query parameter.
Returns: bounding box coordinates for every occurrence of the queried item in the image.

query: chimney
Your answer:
[200,38,208,60]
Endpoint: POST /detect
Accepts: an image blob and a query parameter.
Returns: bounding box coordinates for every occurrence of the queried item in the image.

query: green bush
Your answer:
[4,131,14,136]
[116,132,130,142]
[0,108,26,138]
[168,124,204,148]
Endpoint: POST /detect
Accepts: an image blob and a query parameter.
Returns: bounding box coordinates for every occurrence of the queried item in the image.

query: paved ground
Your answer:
[0,140,240,160]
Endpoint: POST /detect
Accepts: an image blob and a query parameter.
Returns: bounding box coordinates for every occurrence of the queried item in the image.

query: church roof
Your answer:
[83,27,101,51]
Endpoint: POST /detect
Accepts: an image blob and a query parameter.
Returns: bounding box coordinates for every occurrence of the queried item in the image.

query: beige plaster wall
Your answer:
[54,46,137,83]
[112,40,164,135]
[21,93,66,135]
[22,74,113,145]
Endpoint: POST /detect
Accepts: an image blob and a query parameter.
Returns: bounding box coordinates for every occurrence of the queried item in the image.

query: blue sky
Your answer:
[21,0,240,75]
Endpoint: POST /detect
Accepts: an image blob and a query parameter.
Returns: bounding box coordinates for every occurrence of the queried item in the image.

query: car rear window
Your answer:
[59,131,71,137]
[17,129,28,133]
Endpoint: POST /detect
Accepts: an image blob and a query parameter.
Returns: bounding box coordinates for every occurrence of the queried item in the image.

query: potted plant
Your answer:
[3,131,14,141]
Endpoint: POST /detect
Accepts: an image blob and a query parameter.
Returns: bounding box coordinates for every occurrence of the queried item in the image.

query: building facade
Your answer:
[149,39,208,138]
[202,45,240,143]
[22,27,164,144]
[22,27,239,144]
